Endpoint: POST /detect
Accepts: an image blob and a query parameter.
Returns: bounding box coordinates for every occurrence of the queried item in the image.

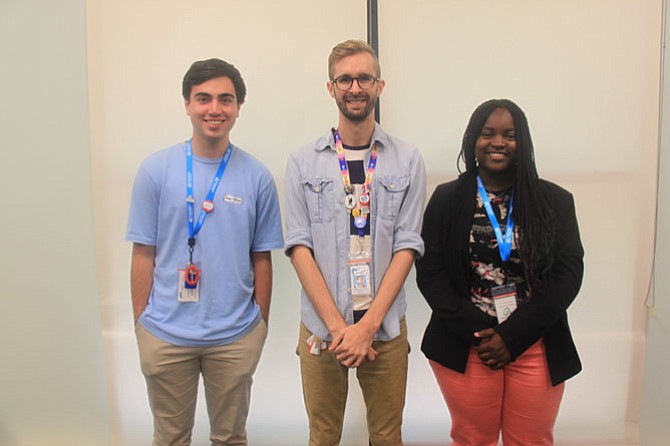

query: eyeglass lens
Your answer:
[334,74,376,90]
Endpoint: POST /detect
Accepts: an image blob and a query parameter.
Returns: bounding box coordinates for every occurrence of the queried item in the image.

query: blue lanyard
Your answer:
[186,139,232,240]
[477,176,514,262]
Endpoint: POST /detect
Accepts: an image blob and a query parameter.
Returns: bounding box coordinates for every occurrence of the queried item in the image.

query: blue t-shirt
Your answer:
[126,141,284,347]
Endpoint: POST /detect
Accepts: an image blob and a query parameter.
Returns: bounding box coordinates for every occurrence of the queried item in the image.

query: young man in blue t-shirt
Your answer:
[126,58,283,445]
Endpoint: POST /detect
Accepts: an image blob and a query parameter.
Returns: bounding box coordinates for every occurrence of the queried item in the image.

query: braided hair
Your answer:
[457,99,556,293]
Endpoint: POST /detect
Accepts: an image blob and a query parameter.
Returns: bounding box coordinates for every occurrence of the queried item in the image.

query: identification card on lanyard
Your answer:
[349,236,372,297]
[491,283,518,323]
[178,139,232,302]
[332,128,378,298]
[178,264,201,302]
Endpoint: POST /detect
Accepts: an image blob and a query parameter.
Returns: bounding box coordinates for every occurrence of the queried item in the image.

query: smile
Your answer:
[485,151,508,160]
[346,98,367,106]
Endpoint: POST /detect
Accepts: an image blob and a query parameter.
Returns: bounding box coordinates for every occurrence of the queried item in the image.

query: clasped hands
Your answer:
[325,325,512,370]
[329,322,378,368]
[474,328,511,370]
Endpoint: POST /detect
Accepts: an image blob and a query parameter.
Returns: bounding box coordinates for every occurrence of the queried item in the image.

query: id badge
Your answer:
[349,235,371,296]
[178,266,200,302]
[350,264,372,296]
[492,283,517,323]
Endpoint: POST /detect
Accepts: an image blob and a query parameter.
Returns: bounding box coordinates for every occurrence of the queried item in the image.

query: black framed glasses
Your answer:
[331,74,379,91]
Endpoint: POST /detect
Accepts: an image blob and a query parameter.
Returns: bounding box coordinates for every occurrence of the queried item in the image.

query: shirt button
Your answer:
[390,184,396,190]
[313,185,322,192]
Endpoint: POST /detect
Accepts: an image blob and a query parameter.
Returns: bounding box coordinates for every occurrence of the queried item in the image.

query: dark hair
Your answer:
[182,58,246,104]
[458,99,556,291]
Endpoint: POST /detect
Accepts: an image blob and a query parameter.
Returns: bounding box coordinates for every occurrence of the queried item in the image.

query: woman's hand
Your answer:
[474,328,511,370]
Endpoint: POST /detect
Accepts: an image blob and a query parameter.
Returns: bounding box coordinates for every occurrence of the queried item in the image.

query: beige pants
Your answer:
[135,320,267,446]
[298,319,409,446]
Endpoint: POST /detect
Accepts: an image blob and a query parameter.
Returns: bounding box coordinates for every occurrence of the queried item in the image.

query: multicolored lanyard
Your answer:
[331,128,379,236]
[476,176,514,262]
[185,139,232,262]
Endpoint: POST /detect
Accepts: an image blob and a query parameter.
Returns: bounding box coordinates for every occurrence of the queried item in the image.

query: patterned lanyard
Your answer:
[331,128,379,236]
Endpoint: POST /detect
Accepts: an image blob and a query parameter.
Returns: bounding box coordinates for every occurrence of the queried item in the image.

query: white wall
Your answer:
[379,2,661,444]
[0,0,662,444]
[88,1,662,445]
[86,1,368,444]
[0,0,110,445]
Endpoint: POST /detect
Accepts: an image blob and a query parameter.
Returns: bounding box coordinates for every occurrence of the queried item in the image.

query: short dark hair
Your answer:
[182,58,246,104]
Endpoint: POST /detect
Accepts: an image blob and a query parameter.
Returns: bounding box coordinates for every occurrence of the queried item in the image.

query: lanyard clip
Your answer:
[187,237,196,264]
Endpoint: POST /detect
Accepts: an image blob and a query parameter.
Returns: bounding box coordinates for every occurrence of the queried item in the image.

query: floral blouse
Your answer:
[469,187,528,317]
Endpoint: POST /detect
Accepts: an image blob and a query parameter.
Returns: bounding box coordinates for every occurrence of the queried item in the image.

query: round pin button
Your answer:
[202,200,215,213]
[345,194,356,209]
[354,216,367,229]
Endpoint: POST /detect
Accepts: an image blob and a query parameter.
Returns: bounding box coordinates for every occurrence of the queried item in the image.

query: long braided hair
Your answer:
[457,99,556,293]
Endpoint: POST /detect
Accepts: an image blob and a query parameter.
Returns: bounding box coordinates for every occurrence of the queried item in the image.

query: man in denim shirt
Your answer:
[284,39,426,446]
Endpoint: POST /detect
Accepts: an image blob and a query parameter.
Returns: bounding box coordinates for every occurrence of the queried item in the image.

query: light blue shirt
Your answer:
[126,142,284,347]
[284,124,426,341]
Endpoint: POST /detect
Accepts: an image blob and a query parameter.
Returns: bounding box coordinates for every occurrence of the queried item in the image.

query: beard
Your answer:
[335,92,376,122]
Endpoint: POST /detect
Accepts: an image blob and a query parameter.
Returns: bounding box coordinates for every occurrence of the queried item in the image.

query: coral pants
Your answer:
[429,340,564,446]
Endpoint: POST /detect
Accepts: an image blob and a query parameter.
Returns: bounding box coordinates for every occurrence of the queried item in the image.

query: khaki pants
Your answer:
[298,319,409,446]
[135,320,267,446]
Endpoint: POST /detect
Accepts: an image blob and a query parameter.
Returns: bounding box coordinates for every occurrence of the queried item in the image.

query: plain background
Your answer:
[1,0,669,445]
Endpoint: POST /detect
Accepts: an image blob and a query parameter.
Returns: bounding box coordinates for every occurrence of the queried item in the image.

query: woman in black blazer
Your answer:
[416,99,584,446]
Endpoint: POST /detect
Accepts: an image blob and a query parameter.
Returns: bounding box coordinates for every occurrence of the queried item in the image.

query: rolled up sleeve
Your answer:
[392,148,426,257]
[283,152,314,255]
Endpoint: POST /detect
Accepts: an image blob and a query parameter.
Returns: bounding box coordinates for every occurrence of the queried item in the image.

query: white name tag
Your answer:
[223,194,243,205]
[492,283,517,324]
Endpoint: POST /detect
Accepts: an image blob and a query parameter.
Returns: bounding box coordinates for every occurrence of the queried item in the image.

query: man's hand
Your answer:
[331,321,378,368]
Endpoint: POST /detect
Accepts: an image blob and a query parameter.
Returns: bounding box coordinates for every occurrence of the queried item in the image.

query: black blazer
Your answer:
[416,171,584,386]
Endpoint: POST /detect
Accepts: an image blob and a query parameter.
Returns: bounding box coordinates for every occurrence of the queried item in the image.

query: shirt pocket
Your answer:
[301,177,335,223]
[377,175,410,220]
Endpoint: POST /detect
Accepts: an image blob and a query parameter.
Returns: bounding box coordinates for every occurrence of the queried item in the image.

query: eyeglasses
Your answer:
[331,74,379,91]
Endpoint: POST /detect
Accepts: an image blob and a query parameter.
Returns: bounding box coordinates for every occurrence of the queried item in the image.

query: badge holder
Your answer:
[178,265,201,302]
[178,237,201,302]
[348,236,372,297]
[492,283,517,323]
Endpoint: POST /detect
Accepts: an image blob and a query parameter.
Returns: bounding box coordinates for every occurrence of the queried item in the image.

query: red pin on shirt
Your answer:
[202,200,215,213]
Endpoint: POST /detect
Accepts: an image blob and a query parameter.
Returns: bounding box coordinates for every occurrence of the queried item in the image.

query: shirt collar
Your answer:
[316,122,388,152]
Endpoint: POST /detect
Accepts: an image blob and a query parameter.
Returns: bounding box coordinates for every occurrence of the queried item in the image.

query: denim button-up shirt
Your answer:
[284,124,426,341]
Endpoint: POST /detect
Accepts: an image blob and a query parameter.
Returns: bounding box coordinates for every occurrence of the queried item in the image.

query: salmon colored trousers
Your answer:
[429,340,565,446]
